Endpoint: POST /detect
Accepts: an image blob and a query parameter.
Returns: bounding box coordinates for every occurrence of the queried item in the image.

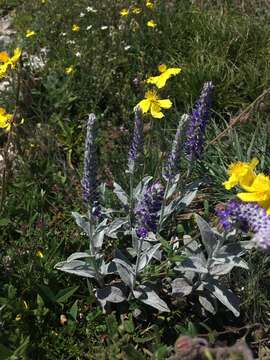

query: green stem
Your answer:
[158,180,170,233]
[87,208,104,288]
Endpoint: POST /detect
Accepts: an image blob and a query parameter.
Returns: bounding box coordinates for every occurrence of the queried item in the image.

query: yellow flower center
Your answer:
[145,90,159,102]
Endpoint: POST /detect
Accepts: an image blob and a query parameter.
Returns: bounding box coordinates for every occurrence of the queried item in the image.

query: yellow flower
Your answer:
[146,64,182,89]
[26,29,36,38]
[120,8,129,16]
[147,20,157,28]
[72,24,80,32]
[136,89,172,119]
[15,314,22,321]
[9,48,22,68]
[146,0,154,9]
[65,65,74,75]
[23,300,29,310]
[36,250,44,258]
[0,107,13,131]
[0,48,21,77]
[132,7,142,14]
[237,173,270,214]
[0,63,9,78]
[223,158,258,190]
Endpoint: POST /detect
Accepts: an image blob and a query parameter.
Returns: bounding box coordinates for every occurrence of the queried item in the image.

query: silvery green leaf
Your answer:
[138,243,161,271]
[106,218,129,238]
[133,285,170,312]
[99,182,106,202]
[204,278,240,317]
[210,257,248,276]
[67,252,92,262]
[171,278,192,296]
[113,258,135,288]
[218,241,255,256]
[113,182,129,206]
[55,260,96,279]
[195,214,217,258]
[93,218,108,249]
[166,174,180,199]
[100,261,117,275]
[199,295,216,314]
[142,240,162,261]
[175,256,208,274]
[132,228,139,252]
[183,235,206,262]
[133,176,153,200]
[96,285,127,310]
[145,232,157,242]
[72,211,90,236]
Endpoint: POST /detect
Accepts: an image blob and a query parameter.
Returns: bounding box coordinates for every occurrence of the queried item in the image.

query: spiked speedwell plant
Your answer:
[55,81,266,317]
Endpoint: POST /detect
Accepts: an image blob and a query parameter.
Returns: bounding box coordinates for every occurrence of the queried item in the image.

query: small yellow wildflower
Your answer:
[136,89,172,119]
[146,0,154,9]
[120,8,129,16]
[15,314,22,321]
[0,48,21,77]
[132,7,142,14]
[36,250,44,258]
[0,107,13,131]
[0,63,9,78]
[65,65,74,75]
[147,20,157,28]
[223,158,258,190]
[72,24,80,32]
[146,64,182,89]
[26,29,36,38]
[237,173,270,214]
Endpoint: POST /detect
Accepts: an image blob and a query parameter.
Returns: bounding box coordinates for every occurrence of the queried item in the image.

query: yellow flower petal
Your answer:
[150,102,164,118]
[158,99,172,109]
[147,20,157,28]
[237,192,268,202]
[138,99,150,113]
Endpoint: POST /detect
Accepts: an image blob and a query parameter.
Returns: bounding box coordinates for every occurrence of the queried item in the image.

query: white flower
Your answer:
[67,40,76,45]
[80,12,85,17]
[101,26,108,30]
[86,6,97,13]
[86,25,92,31]
[61,32,67,37]
[75,52,81,57]
[124,45,131,51]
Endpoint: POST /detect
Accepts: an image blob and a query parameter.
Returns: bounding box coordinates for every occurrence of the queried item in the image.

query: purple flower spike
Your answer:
[128,107,144,173]
[81,114,100,215]
[185,81,214,161]
[135,181,164,236]
[217,199,270,250]
[163,114,187,181]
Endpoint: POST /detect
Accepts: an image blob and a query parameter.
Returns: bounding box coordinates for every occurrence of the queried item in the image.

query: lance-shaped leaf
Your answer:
[100,261,117,275]
[204,278,240,317]
[106,218,129,238]
[96,285,127,311]
[199,294,216,314]
[195,214,217,258]
[133,285,170,312]
[209,256,248,276]
[72,211,90,236]
[67,252,92,262]
[93,218,108,250]
[138,243,161,271]
[171,278,192,296]
[175,256,208,274]
[113,258,135,289]
[133,176,153,200]
[166,174,180,199]
[55,260,97,279]
[113,182,129,206]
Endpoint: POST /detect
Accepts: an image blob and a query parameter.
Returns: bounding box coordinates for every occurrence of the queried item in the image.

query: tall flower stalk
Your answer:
[81,113,103,286]
[128,107,144,226]
[185,81,214,164]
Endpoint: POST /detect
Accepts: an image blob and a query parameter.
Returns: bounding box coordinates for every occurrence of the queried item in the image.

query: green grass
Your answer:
[1,1,270,358]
